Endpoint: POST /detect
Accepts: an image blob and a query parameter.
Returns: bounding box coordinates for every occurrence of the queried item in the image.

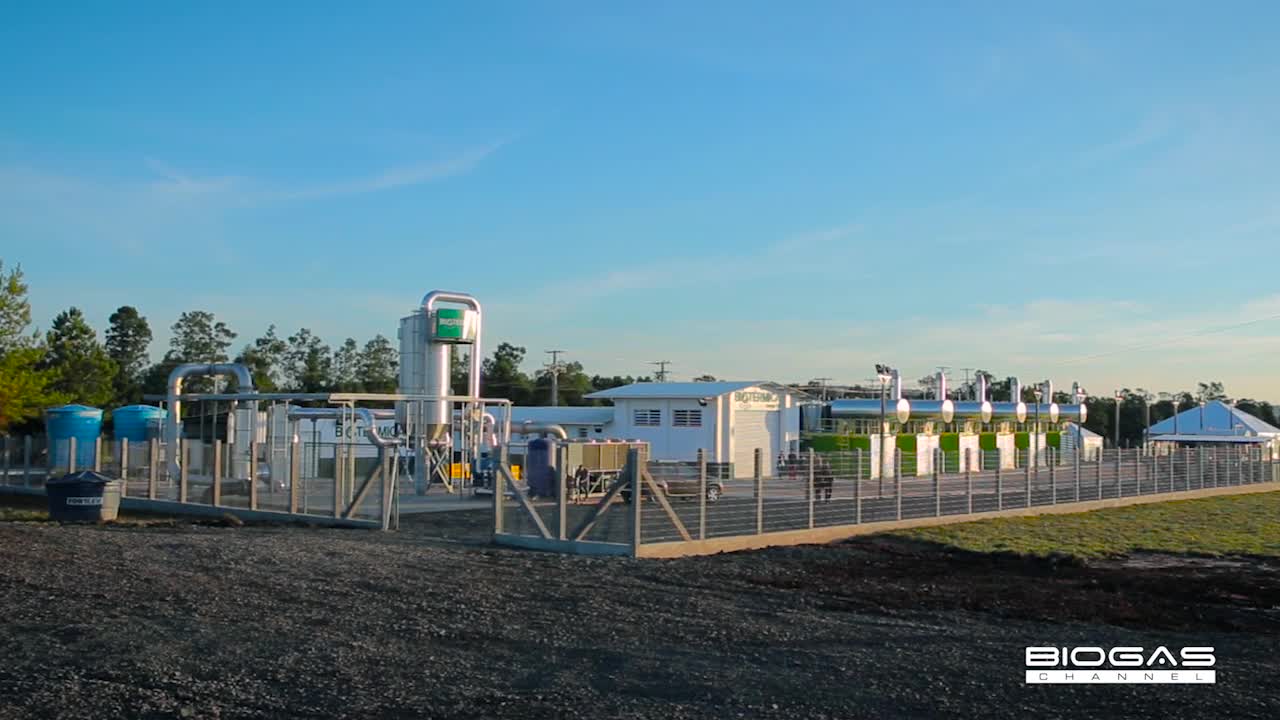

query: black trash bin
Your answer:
[46,471,123,522]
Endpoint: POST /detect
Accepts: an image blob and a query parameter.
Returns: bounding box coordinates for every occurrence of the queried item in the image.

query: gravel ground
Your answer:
[2,510,1279,719]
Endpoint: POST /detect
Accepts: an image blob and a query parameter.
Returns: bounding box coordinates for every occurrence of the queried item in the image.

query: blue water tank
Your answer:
[526,437,557,497]
[46,404,104,469]
[113,405,167,442]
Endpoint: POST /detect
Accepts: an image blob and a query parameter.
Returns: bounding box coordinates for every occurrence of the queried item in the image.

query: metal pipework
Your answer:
[421,291,483,427]
[285,407,399,447]
[952,401,993,423]
[990,401,1028,423]
[1055,404,1087,424]
[909,399,955,423]
[519,421,568,440]
[828,398,911,423]
[890,368,903,400]
[165,363,255,478]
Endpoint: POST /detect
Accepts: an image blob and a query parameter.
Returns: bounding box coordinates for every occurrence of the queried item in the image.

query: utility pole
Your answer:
[545,349,566,406]
[960,368,975,399]
[812,377,832,401]
[650,360,672,383]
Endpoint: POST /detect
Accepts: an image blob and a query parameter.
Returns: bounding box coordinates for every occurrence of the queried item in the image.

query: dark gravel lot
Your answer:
[2,509,1279,719]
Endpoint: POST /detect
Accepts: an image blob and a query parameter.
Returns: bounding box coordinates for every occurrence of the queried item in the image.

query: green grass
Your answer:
[892,491,1280,558]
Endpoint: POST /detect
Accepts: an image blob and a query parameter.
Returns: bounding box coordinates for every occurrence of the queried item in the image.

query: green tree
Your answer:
[236,325,288,391]
[1195,381,1228,404]
[357,334,398,393]
[535,360,594,406]
[482,342,534,404]
[0,260,34,353]
[42,307,116,407]
[104,306,152,405]
[166,310,237,393]
[285,328,332,392]
[332,337,361,392]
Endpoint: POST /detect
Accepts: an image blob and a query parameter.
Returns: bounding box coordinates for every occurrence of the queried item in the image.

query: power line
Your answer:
[650,360,672,382]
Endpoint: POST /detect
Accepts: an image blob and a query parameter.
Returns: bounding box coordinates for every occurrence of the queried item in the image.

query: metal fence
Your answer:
[493,445,1278,557]
[0,434,398,528]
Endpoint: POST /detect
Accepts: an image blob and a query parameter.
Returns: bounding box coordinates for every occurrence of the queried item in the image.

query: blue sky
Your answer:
[3,2,1280,397]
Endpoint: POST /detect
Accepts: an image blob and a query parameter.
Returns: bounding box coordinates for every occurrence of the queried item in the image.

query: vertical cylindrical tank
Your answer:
[525,436,557,497]
[113,405,167,442]
[46,404,103,469]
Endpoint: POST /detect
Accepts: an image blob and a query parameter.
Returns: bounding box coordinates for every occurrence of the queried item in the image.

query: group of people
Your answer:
[777,450,836,502]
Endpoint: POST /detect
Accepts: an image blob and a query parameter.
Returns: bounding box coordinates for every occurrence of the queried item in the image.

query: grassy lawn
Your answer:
[892,491,1280,558]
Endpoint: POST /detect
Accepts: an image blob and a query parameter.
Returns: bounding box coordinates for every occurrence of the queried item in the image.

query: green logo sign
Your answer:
[432,308,476,343]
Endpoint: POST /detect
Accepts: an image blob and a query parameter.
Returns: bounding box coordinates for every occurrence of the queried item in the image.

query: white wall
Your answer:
[610,398,718,462]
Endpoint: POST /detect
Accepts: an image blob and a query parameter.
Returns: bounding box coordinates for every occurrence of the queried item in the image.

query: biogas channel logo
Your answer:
[1026,646,1216,684]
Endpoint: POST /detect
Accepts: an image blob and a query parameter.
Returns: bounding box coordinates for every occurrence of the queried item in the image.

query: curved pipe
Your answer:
[519,421,568,440]
[911,399,955,423]
[165,363,255,478]
[421,290,483,399]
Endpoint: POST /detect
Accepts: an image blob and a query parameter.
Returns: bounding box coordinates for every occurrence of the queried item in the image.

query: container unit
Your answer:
[46,404,103,470]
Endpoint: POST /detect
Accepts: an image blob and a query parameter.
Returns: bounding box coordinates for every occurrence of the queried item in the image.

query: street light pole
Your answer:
[1033,388,1043,473]
[1113,391,1123,449]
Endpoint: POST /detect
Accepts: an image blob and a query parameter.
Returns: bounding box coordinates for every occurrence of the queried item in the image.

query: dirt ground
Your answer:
[2,508,1278,719]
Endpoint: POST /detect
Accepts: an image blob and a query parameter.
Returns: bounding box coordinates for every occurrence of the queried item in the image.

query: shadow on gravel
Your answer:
[739,536,1280,632]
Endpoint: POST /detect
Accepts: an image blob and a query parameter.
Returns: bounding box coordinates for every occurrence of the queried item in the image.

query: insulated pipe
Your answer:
[976,374,989,402]
[421,290,483,399]
[828,398,911,423]
[165,363,255,478]
[519,421,568,440]
[935,371,948,401]
[1008,377,1022,403]
[952,401,993,423]
[890,368,903,400]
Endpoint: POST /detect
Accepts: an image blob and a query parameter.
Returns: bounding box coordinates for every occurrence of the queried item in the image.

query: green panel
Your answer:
[895,435,917,452]
[847,435,871,451]
[1046,431,1062,449]
[1014,432,1030,450]
[432,308,477,344]
[806,434,839,452]
[939,433,960,452]
[979,433,998,451]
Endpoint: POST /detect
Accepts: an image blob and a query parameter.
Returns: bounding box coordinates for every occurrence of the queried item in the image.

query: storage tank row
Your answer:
[43,404,167,470]
[824,371,1086,427]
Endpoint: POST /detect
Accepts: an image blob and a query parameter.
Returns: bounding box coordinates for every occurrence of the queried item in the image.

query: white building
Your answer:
[495,382,803,474]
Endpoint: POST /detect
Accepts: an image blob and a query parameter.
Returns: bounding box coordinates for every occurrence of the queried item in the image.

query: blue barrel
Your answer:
[46,404,103,469]
[525,437,556,497]
[113,405,167,442]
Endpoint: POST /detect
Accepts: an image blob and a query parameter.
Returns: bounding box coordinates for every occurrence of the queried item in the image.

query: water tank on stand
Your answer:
[525,437,557,498]
[46,404,103,470]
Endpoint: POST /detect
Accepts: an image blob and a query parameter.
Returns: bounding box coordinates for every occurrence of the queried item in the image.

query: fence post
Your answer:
[148,438,158,500]
[249,441,259,511]
[556,444,568,541]
[965,448,973,515]
[93,437,102,473]
[1024,447,1031,507]
[754,448,763,535]
[1095,449,1102,500]
[179,439,190,503]
[2,435,9,484]
[895,448,903,521]
[1073,444,1081,502]
[1114,447,1122,498]
[855,450,862,524]
[119,439,129,498]
[289,436,301,514]
[1049,447,1056,504]
[212,439,223,507]
[23,436,32,487]
[1151,451,1158,494]
[698,449,707,541]
[807,448,815,530]
[933,447,941,517]
[1168,447,1175,493]
[630,449,643,552]
[1197,447,1204,489]
[68,436,77,474]
[995,455,1003,511]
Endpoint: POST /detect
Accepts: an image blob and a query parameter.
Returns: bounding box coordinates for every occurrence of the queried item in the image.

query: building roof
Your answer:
[1147,400,1280,437]
[1148,434,1270,444]
[585,381,798,400]
[489,406,615,426]
[1064,423,1102,441]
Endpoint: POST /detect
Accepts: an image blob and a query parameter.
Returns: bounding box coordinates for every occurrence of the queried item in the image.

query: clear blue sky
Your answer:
[3,2,1279,397]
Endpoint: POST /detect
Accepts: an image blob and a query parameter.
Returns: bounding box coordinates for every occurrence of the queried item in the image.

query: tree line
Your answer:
[0,259,651,432]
